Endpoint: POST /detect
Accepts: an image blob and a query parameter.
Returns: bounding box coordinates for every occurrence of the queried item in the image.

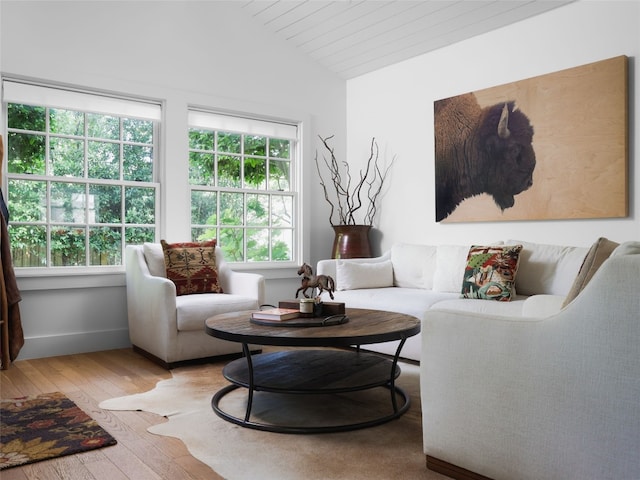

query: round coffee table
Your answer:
[205,308,420,434]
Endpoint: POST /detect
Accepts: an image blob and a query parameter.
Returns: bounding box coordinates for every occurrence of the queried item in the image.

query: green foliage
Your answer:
[89,227,122,265]
[50,108,84,135]
[8,225,47,267]
[51,226,86,266]
[89,141,120,179]
[88,113,119,140]
[7,102,157,268]
[126,227,155,245]
[123,145,153,182]
[123,118,153,143]
[7,132,46,174]
[8,179,46,222]
[7,103,296,267]
[188,128,294,262]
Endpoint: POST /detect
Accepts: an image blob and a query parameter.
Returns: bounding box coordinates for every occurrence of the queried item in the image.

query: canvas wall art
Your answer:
[434,55,628,223]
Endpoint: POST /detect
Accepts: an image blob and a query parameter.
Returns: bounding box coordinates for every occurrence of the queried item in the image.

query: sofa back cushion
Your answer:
[391,243,437,289]
[507,240,588,296]
[143,242,165,276]
[432,245,475,293]
[336,259,394,291]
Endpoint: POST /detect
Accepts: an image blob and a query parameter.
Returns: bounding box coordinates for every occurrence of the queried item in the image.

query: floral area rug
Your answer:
[1,391,117,469]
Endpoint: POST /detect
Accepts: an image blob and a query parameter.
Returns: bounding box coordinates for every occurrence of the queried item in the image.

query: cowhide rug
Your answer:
[100,357,445,480]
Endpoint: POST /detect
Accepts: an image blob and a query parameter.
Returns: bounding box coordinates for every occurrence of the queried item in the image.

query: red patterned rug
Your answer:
[0,392,117,469]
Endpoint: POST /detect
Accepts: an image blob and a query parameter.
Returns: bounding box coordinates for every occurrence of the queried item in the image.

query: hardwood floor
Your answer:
[0,348,224,480]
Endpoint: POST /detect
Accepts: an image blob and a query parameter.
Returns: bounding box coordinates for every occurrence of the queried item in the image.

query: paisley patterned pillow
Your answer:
[161,239,223,296]
[461,245,523,301]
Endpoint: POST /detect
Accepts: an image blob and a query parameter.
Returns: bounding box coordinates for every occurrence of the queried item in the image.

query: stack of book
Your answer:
[250,308,300,322]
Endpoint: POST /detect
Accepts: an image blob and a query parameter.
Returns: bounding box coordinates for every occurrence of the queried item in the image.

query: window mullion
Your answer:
[5,84,159,271]
[188,110,297,264]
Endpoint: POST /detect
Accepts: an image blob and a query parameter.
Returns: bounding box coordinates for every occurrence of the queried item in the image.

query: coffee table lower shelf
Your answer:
[211,349,410,434]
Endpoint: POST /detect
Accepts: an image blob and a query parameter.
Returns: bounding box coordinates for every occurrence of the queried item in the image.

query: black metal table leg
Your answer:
[241,343,254,422]
[389,337,407,413]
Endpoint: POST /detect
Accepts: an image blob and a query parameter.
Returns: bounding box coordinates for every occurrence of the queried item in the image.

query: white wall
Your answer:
[3,0,639,360]
[344,0,639,255]
[1,1,346,359]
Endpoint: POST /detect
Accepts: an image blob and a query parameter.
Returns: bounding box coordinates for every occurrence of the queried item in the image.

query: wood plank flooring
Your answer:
[0,348,224,480]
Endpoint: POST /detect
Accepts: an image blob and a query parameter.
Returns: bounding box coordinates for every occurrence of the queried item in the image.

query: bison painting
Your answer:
[434,92,536,222]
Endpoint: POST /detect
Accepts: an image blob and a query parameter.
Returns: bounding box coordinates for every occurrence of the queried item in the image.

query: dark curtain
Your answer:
[1,133,24,368]
[1,191,24,368]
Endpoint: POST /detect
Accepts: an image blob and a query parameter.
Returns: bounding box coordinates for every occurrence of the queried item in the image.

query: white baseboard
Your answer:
[16,328,132,361]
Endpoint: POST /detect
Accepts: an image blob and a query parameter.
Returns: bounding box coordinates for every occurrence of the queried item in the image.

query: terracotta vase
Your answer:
[331,225,372,259]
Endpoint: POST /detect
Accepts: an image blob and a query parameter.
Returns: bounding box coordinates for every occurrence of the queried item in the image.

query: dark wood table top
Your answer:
[205,308,420,348]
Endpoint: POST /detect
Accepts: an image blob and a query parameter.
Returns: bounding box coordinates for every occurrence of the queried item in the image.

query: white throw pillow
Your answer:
[336,259,394,291]
[432,245,472,293]
[391,243,437,289]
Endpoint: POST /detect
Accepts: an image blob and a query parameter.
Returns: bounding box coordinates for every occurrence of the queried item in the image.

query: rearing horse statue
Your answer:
[295,263,335,300]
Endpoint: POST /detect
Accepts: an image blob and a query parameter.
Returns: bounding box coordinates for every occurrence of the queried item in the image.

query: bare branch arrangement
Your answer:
[315,135,393,226]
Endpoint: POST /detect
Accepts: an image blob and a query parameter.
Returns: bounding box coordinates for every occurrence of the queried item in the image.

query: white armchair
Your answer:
[125,243,264,368]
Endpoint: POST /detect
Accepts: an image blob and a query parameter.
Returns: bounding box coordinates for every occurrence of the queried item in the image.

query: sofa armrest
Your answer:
[421,253,640,479]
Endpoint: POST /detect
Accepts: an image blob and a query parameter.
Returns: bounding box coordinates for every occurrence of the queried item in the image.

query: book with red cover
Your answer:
[251,308,300,321]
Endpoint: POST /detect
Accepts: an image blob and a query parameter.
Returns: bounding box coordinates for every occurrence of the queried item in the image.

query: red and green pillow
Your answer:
[161,239,223,296]
[461,245,523,301]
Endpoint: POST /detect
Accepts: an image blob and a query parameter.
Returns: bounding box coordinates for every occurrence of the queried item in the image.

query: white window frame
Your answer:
[187,108,302,267]
[2,78,162,275]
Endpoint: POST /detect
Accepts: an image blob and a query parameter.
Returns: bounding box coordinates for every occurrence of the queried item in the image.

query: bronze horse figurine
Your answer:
[295,263,335,300]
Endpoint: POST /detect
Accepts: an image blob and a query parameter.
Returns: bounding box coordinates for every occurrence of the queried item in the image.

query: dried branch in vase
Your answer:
[315,135,393,226]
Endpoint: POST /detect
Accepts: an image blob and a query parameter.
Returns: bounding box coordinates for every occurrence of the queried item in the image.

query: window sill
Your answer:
[16,269,126,291]
[15,264,300,291]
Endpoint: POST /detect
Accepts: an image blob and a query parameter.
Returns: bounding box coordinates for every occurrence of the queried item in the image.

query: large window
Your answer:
[188,110,299,263]
[2,80,161,269]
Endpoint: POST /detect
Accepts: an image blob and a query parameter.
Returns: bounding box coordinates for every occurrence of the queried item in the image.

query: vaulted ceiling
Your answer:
[239,1,574,79]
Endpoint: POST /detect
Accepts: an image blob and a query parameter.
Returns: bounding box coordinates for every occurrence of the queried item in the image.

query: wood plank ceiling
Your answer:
[239,1,574,79]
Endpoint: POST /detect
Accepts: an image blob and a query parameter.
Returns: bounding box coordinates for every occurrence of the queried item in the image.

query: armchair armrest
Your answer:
[125,246,179,352]
[216,250,264,305]
[218,264,265,304]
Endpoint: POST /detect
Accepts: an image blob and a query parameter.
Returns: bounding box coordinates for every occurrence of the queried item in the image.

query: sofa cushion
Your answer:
[391,243,437,289]
[461,245,523,301]
[433,245,472,293]
[336,259,394,290]
[432,295,528,316]
[507,240,588,296]
[161,239,223,296]
[176,294,258,331]
[327,287,460,321]
[562,237,619,307]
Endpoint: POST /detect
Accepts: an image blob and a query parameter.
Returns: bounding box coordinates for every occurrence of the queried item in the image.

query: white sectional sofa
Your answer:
[319,239,640,480]
[317,239,593,362]
[420,246,640,480]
